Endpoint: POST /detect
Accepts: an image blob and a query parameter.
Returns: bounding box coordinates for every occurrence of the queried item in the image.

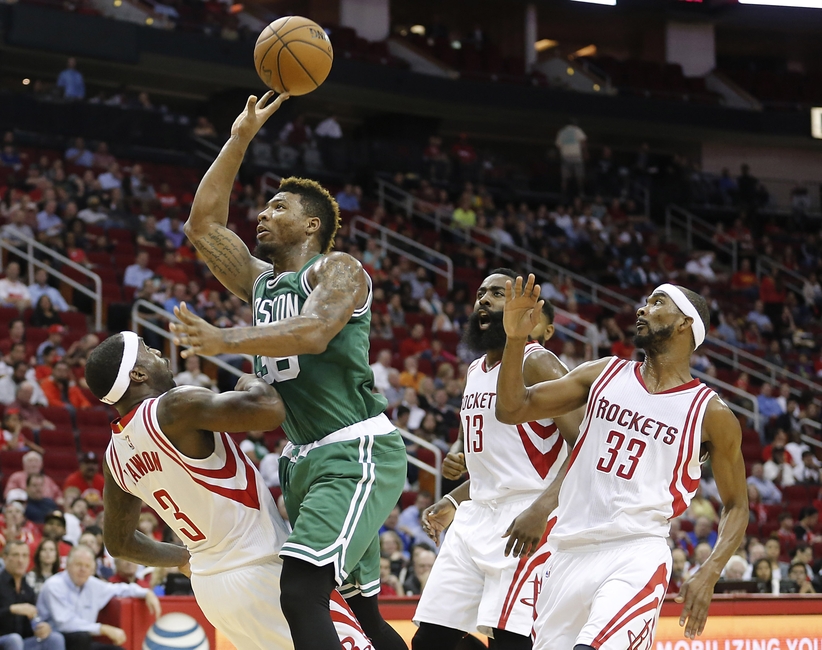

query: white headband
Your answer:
[101,331,139,405]
[652,284,705,349]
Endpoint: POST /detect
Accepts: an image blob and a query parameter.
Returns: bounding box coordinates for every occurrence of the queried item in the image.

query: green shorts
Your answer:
[279,430,407,597]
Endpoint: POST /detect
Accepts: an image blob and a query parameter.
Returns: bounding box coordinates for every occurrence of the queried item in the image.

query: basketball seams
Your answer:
[281,42,319,89]
[288,39,334,62]
[256,16,332,93]
[276,44,290,93]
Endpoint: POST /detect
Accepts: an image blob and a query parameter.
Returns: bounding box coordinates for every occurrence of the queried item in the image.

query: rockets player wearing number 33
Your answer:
[496,275,749,650]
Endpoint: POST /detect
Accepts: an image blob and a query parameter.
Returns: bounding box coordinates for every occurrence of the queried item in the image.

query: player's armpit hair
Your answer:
[279,177,341,253]
[675,285,711,332]
[85,334,124,400]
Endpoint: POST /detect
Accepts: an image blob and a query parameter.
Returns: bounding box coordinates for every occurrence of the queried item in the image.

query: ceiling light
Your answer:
[812,108,822,139]
[567,67,575,76]
[739,0,822,6]
[22,78,30,86]
[571,0,617,5]
[410,24,425,35]
[535,39,558,52]
[570,44,597,59]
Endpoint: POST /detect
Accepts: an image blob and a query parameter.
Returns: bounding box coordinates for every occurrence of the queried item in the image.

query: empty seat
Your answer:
[76,410,110,428]
[39,429,76,450]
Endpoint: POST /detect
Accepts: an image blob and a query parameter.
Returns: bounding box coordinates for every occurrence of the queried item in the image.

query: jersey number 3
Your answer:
[154,489,206,542]
[464,414,484,453]
[595,430,646,480]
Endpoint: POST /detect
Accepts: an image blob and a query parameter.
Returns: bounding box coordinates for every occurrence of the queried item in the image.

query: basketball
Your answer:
[254,16,334,96]
[142,613,209,650]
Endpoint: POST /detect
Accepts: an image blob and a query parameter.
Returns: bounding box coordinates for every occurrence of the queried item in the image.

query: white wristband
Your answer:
[443,494,459,509]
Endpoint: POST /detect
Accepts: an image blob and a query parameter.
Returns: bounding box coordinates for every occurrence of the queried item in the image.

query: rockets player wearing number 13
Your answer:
[496,275,748,650]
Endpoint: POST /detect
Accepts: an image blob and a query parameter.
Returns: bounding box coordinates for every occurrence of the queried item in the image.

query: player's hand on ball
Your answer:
[422,498,457,545]
[231,91,290,144]
[442,452,466,480]
[503,274,544,340]
[675,568,717,639]
[171,302,225,358]
[502,504,548,558]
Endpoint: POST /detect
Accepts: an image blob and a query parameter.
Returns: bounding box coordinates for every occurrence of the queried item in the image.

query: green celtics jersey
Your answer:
[251,255,387,445]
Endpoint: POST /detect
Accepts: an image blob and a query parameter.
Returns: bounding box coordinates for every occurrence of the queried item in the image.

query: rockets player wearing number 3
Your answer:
[496,275,749,650]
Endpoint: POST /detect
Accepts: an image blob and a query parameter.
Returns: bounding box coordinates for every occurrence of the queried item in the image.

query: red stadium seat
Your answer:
[43,450,79,473]
[39,407,72,428]
[76,409,110,428]
[39,429,76,450]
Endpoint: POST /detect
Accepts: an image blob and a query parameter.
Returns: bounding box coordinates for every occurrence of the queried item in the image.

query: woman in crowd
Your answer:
[26,539,61,595]
[30,295,63,328]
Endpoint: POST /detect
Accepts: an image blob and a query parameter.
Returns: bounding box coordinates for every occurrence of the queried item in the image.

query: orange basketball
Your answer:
[254,16,334,96]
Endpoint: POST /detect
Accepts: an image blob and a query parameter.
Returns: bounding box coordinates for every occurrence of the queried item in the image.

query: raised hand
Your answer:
[503,274,544,340]
[170,302,226,359]
[231,91,290,144]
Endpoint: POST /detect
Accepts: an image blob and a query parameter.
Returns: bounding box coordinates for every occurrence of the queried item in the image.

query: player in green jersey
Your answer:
[172,91,408,650]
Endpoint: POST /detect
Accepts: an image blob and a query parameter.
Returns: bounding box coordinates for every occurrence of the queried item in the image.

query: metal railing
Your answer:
[350,216,454,291]
[665,204,738,272]
[692,368,761,433]
[375,177,630,312]
[0,226,102,331]
[261,171,283,196]
[755,256,807,295]
[799,419,822,452]
[398,428,443,501]
[131,300,442,493]
[191,135,222,165]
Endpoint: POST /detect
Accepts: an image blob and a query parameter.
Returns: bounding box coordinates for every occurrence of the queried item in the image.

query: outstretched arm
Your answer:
[184,92,289,302]
[171,252,368,358]
[102,463,191,568]
[496,275,605,425]
[676,397,747,639]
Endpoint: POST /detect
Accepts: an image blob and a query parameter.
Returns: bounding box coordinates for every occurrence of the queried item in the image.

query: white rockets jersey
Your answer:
[105,397,290,577]
[550,357,717,547]
[462,342,567,503]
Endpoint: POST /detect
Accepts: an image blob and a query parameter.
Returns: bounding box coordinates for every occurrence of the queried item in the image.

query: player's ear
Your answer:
[543,324,555,342]
[129,366,149,384]
[305,215,321,237]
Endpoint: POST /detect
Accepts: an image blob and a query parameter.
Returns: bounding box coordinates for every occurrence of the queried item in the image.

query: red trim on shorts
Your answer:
[497,517,556,629]
[516,424,563,480]
[142,406,261,509]
[668,387,713,518]
[633,363,701,395]
[590,562,669,649]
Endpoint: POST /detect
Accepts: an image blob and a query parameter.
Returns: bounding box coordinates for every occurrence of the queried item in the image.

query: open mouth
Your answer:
[636,320,647,330]
[257,229,270,239]
[477,310,491,330]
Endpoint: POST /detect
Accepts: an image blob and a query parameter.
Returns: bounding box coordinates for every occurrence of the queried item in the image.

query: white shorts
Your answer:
[414,497,551,638]
[192,560,373,650]
[533,537,671,650]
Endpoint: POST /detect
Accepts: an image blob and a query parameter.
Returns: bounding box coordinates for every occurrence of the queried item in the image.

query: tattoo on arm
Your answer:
[190,227,266,301]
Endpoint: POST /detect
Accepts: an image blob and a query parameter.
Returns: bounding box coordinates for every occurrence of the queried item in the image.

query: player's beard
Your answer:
[635,322,675,353]
[463,309,507,353]
[254,241,279,262]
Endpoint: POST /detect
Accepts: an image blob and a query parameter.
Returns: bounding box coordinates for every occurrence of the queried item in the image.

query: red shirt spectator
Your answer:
[731,260,758,290]
[156,182,179,209]
[399,324,430,359]
[155,251,189,285]
[611,339,635,360]
[451,134,476,165]
[40,361,91,410]
[63,452,104,506]
[760,274,786,304]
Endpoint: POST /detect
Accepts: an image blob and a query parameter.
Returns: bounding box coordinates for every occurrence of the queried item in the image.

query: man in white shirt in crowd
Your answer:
[123,251,154,290]
[555,120,587,195]
[0,207,35,246]
[315,115,342,140]
[0,263,32,310]
[35,202,62,236]
[29,269,70,313]
[76,197,107,226]
[746,300,773,334]
[37,545,161,650]
[97,163,123,192]
[370,349,393,394]
[173,356,216,391]
[747,463,783,505]
[65,138,94,168]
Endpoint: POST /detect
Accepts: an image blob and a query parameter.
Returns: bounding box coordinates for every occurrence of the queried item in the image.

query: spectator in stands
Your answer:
[794,507,821,545]
[0,540,65,650]
[335,184,361,212]
[63,334,98,369]
[155,183,178,210]
[64,138,93,168]
[4,453,61,504]
[450,134,477,183]
[451,193,476,229]
[668,547,688,595]
[163,283,189,315]
[0,321,27,357]
[173,356,215,390]
[35,327,66,365]
[383,370,404,411]
[1,208,35,247]
[35,201,62,237]
[747,300,773,334]
[192,117,217,139]
[10,383,55,434]
[26,539,61,596]
[96,163,122,192]
[154,251,187,286]
[748,463,783,505]
[108,559,149,588]
[788,562,816,594]
[555,120,587,196]
[370,349,393,394]
[399,324,430,359]
[379,556,403,597]
[379,506,412,554]
[30,298,62,330]
[238,431,269,466]
[41,512,71,565]
[776,512,797,553]
[0,343,31,379]
[258,438,286,489]
[399,358,425,392]
[55,58,85,100]
[684,485,718,523]
[40,362,89,412]
[686,516,717,550]
[757,384,784,422]
[764,447,795,487]
[398,492,433,548]
[794,451,821,485]
[23,476,58,525]
[379,531,409,576]
[38,545,161,650]
[63,453,103,506]
[402,548,436,596]
[74,196,105,226]
[0,263,31,311]
[0,364,47,407]
[1,409,43,454]
[731,258,759,297]
[123,251,154,290]
[28,270,69,314]
[91,143,114,170]
[136,216,167,249]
